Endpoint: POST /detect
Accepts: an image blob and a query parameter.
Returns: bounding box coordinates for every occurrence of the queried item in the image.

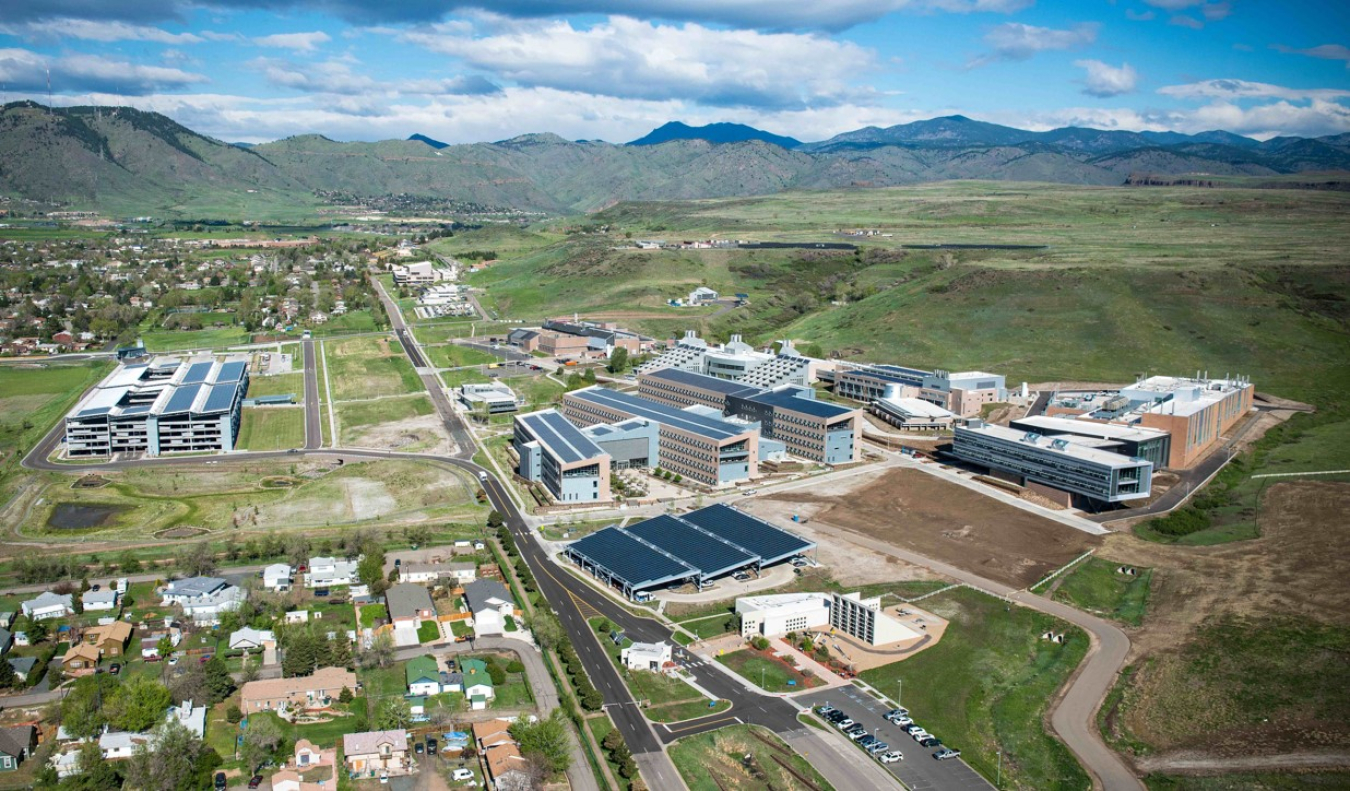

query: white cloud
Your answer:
[1170,15,1204,29]
[1158,79,1350,102]
[917,0,1035,12]
[0,18,202,44]
[0,47,207,95]
[253,56,501,98]
[253,31,331,51]
[1273,44,1350,68]
[1125,9,1156,21]
[1076,60,1139,97]
[401,15,879,109]
[970,22,1098,66]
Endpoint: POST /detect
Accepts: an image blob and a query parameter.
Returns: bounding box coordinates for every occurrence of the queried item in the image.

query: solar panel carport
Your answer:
[565,504,815,598]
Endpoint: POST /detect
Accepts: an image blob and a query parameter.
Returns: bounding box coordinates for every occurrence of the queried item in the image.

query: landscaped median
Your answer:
[714,638,823,694]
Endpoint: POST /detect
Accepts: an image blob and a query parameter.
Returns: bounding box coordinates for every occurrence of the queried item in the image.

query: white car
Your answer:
[910,729,931,741]
[451,768,475,782]
[878,751,904,764]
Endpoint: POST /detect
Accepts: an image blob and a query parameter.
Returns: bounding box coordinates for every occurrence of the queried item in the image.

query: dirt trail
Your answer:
[1136,751,1350,774]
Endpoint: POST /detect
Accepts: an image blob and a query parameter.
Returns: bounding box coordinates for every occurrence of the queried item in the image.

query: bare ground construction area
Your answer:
[748,467,1100,589]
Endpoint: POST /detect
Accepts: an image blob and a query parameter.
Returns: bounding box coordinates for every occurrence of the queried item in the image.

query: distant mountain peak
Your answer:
[409,133,448,149]
[495,132,569,147]
[628,121,802,149]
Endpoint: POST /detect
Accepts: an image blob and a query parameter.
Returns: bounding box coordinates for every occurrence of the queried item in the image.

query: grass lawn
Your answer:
[423,343,499,369]
[668,724,835,791]
[590,619,700,707]
[417,620,440,643]
[141,326,251,352]
[246,373,305,398]
[1050,558,1152,626]
[236,407,307,451]
[645,698,731,724]
[680,613,739,641]
[360,664,405,702]
[859,587,1089,790]
[449,619,471,637]
[358,604,388,628]
[312,309,382,336]
[586,716,628,784]
[716,650,819,694]
[1144,772,1350,790]
[0,360,112,494]
[337,394,434,445]
[326,336,423,400]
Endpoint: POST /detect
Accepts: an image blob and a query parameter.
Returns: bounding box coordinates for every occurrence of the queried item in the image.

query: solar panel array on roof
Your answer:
[570,388,746,440]
[162,383,202,414]
[520,411,605,464]
[119,405,153,416]
[203,383,240,413]
[627,515,756,578]
[680,504,813,564]
[180,361,213,384]
[746,388,856,419]
[647,367,765,397]
[77,407,112,418]
[216,360,247,383]
[568,528,695,589]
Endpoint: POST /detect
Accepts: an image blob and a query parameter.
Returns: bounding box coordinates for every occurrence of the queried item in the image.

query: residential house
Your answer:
[461,658,494,710]
[304,556,360,588]
[473,720,530,790]
[166,699,207,739]
[270,739,337,791]
[620,641,673,672]
[404,655,442,697]
[6,657,36,682]
[0,612,15,629]
[342,730,409,778]
[60,643,101,676]
[0,629,11,656]
[84,621,133,657]
[21,591,73,621]
[139,623,183,659]
[228,627,276,652]
[0,727,35,772]
[99,730,148,760]
[385,584,435,625]
[262,563,293,591]
[81,589,118,612]
[463,579,516,637]
[239,666,357,714]
[285,610,310,624]
[160,577,246,624]
[402,561,476,586]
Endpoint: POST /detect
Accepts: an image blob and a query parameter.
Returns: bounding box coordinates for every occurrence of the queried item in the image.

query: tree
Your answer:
[338,686,354,704]
[124,718,222,791]
[607,347,629,374]
[359,632,395,670]
[580,687,603,711]
[26,618,48,643]
[107,675,172,733]
[0,655,16,690]
[510,710,572,776]
[373,696,411,730]
[529,612,564,650]
[60,673,120,739]
[226,705,243,724]
[240,713,284,772]
[118,550,142,573]
[155,636,173,660]
[583,367,597,385]
[357,546,387,590]
[66,741,122,791]
[487,662,507,686]
[201,656,235,705]
[181,542,216,577]
[487,510,504,530]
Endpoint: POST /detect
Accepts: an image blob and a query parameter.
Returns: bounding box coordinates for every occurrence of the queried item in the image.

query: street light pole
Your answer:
[897,678,902,708]
[997,749,1002,788]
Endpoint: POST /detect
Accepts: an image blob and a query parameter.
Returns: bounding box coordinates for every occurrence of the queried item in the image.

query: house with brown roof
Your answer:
[60,643,101,676]
[473,719,531,790]
[342,730,409,778]
[84,621,133,657]
[270,739,337,791]
[239,666,356,715]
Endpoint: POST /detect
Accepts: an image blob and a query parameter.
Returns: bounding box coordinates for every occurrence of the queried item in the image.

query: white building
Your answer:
[688,286,719,305]
[262,563,293,591]
[160,577,246,624]
[829,592,920,647]
[305,556,360,588]
[736,593,831,639]
[400,562,476,586]
[21,592,73,621]
[166,700,207,739]
[81,589,119,612]
[462,580,515,637]
[620,641,672,672]
[870,388,957,431]
[229,627,276,652]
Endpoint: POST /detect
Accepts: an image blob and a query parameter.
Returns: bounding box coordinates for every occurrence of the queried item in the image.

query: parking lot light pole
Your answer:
[897,679,902,708]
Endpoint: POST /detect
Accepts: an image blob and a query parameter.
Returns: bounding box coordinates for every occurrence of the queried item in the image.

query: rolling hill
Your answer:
[3,101,1349,217]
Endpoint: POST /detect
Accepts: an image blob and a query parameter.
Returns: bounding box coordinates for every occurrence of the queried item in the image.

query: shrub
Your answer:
[226,706,242,724]
[1146,507,1212,537]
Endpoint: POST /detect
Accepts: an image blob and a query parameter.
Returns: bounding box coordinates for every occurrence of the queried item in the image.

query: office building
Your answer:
[1118,376,1253,468]
[833,363,1006,418]
[952,421,1153,503]
[513,409,611,502]
[829,592,921,646]
[637,332,813,390]
[64,356,249,457]
[871,386,957,431]
[736,593,831,638]
[1010,415,1171,469]
[458,382,519,415]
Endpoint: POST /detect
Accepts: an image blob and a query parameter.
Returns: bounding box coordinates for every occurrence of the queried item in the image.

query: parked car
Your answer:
[903,724,925,735]
[90,584,100,592]
[857,735,877,747]
[884,707,909,719]
[918,736,943,748]
[849,730,870,741]
[414,742,425,755]
[891,716,914,727]
[878,750,904,763]
[248,776,264,789]
[109,663,121,675]
[314,588,330,597]
[909,729,931,742]
[934,748,961,760]
[866,742,889,755]
[451,768,475,782]
[426,737,438,753]
[834,718,854,729]
[214,772,227,790]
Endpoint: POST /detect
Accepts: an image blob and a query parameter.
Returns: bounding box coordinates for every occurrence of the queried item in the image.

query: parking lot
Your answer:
[798,687,993,791]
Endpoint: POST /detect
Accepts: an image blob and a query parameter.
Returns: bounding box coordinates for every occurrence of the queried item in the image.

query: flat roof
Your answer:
[875,396,954,419]
[67,355,248,421]
[744,388,857,420]
[517,410,606,464]
[679,504,815,566]
[1012,415,1168,443]
[957,423,1147,468]
[643,368,765,397]
[568,387,750,441]
[627,515,757,580]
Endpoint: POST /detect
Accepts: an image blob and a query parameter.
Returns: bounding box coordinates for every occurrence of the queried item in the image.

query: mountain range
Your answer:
[2,101,1348,217]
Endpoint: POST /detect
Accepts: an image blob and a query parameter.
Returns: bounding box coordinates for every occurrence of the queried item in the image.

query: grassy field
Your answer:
[0,360,112,495]
[236,406,307,451]
[140,326,251,352]
[859,587,1090,790]
[311,308,382,336]
[14,457,485,539]
[1144,772,1350,790]
[716,649,820,693]
[1049,558,1152,626]
[337,394,435,446]
[668,724,835,791]
[423,343,500,369]
[326,336,423,400]
[246,372,305,398]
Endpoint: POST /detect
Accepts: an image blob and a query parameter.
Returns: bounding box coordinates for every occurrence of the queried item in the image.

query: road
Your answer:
[301,337,322,450]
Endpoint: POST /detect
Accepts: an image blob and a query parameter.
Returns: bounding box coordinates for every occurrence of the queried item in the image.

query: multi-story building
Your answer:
[832,363,1006,417]
[458,382,519,415]
[727,387,861,465]
[563,387,758,487]
[736,593,831,638]
[64,356,249,457]
[829,592,921,646]
[952,421,1153,504]
[637,332,813,390]
[513,409,611,502]
[1010,415,1172,469]
[305,556,360,588]
[1118,376,1254,468]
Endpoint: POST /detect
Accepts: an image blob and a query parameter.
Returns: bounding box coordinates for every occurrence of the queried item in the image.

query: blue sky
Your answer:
[1,0,1347,144]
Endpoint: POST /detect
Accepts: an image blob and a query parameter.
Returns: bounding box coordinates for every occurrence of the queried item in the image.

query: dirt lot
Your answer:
[757,508,942,587]
[342,412,459,456]
[746,467,1100,589]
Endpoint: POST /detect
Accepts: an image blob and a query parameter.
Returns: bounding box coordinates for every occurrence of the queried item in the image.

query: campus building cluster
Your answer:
[63,356,249,457]
[508,317,646,361]
[636,331,814,390]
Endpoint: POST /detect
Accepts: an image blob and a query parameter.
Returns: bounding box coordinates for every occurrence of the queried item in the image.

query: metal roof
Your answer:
[568,528,697,590]
[518,410,606,464]
[643,367,765,397]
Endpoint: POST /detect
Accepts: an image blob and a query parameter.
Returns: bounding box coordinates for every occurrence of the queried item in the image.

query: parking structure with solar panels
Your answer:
[64,355,250,457]
[564,503,815,598]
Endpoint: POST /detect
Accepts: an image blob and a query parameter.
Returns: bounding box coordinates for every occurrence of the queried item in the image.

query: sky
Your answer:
[0,1,1348,145]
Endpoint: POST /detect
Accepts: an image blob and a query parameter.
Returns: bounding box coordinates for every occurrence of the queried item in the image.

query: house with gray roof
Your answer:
[463,579,517,637]
[384,584,434,626]
[0,726,35,772]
